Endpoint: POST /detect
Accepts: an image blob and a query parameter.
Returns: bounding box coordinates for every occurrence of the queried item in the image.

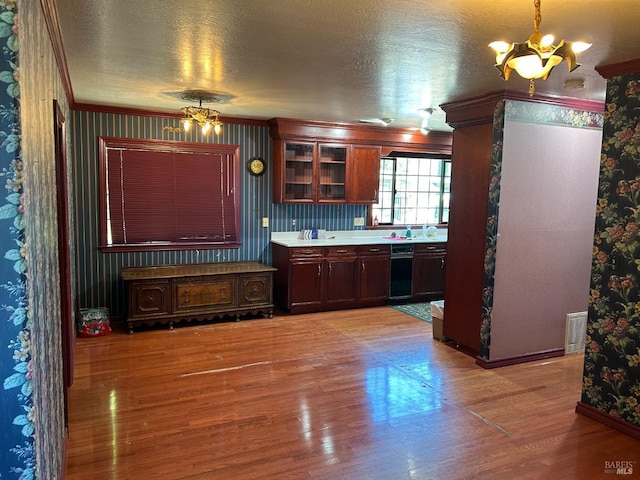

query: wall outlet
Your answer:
[353,217,365,226]
[262,217,269,228]
[292,219,296,228]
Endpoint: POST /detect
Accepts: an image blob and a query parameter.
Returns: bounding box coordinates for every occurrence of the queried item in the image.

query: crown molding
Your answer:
[41,0,75,106]
[441,89,604,128]
[596,58,640,79]
[267,117,452,154]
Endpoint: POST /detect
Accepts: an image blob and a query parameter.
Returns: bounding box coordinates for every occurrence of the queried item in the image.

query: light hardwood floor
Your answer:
[65,306,639,479]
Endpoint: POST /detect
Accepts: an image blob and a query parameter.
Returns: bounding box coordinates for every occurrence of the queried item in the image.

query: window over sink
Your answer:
[371,155,451,226]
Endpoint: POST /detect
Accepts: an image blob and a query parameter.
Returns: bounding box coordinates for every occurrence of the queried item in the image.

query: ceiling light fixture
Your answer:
[489,0,591,96]
[164,91,223,135]
[418,108,434,134]
[358,117,394,127]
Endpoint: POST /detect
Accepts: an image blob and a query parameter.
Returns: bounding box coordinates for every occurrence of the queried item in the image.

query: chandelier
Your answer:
[489,0,591,96]
[164,91,223,135]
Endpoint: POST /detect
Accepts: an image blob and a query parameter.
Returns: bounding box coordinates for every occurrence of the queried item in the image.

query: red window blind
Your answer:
[99,137,240,251]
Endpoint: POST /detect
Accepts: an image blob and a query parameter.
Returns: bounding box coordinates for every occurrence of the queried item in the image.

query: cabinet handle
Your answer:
[336,249,347,253]
[361,263,365,273]
[317,264,321,276]
[369,248,380,252]
[441,258,445,268]
[329,263,332,275]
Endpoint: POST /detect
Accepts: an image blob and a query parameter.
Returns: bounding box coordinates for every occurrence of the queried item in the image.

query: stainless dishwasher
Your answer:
[389,243,414,300]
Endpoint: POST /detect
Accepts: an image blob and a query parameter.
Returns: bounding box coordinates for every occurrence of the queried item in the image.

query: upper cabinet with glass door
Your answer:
[273,140,347,203]
[282,141,314,202]
[268,117,453,205]
[318,144,347,202]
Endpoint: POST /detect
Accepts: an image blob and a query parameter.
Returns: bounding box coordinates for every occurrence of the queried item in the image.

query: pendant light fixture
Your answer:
[489,0,591,96]
[163,90,223,135]
[418,107,434,134]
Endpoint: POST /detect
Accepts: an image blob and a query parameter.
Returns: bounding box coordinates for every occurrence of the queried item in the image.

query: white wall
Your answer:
[489,120,601,359]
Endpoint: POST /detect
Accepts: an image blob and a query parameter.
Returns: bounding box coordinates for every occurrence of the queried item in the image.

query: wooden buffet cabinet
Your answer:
[121,262,276,333]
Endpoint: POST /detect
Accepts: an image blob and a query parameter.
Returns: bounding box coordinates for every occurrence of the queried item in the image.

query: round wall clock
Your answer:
[247,156,266,176]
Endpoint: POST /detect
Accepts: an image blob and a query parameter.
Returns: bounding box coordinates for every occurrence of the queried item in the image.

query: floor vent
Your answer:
[565,312,588,355]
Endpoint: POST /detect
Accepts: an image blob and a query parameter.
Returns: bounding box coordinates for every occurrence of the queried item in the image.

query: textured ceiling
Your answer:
[54,0,640,132]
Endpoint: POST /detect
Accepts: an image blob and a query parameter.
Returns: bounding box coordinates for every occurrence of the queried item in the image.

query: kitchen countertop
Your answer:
[271,229,447,248]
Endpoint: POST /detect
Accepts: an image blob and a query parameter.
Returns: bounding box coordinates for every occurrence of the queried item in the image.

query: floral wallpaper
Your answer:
[0,2,34,478]
[582,72,640,429]
[479,98,505,360]
[480,99,605,361]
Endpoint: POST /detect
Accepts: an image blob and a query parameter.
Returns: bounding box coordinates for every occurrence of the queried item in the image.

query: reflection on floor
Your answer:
[65,306,638,480]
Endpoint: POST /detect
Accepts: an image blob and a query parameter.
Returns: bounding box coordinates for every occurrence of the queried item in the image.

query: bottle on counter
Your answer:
[373,215,379,226]
[406,225,412,238]
[422,223,427,237]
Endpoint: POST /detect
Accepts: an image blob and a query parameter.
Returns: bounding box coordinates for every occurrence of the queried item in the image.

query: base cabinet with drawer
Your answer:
[288,249,324,311]
[412,242,447,300]
[272,243,389,314]
[357,245,391,302]
[122,262,276,333]
[324,247,358,307]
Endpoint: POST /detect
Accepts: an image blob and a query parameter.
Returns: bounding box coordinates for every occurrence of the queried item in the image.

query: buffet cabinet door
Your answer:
[129,279,170,318]
[238,273,273,307]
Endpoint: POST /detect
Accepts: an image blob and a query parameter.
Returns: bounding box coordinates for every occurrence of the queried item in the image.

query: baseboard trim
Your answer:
[575,402,640,441]
[443,341,479,359]
[475,348,565,369]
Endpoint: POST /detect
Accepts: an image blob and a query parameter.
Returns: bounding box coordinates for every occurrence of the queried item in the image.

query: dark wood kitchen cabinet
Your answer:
[278,141,315,202]
[268,118,452,206]
[287,247,324,311]
[412,242,447,300]
[347,145,381,203]
[357,245,391,302]
[272,140,348,203]
[324,246,358,307]
[272,243,389,313]
[122,262,276,333]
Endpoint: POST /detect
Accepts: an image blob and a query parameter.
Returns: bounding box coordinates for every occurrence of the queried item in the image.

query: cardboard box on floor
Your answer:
[430,300,446,341]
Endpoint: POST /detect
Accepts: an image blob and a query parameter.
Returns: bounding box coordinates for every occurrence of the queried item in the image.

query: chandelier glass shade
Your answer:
[489,0,591,96]
[179,100,222,135]
[164,92,223,135]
